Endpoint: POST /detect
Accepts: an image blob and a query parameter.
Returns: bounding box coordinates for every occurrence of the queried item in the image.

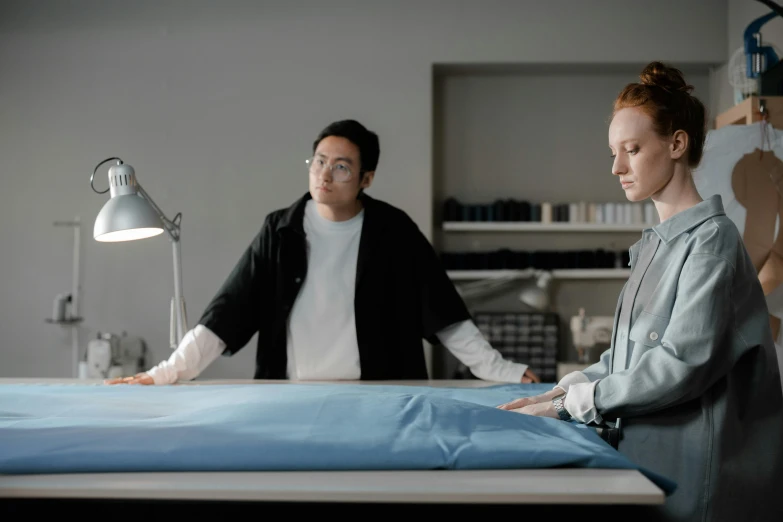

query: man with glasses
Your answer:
[108,120,539,385]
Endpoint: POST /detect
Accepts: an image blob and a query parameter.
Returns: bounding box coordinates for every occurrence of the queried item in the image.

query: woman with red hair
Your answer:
[498,62,783,522]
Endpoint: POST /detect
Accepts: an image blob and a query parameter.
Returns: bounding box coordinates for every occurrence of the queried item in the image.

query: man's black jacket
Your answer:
[198,191,472,380]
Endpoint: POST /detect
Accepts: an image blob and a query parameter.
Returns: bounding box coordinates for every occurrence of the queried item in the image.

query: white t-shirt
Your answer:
[147,202,528,385]
[285,199,363,380]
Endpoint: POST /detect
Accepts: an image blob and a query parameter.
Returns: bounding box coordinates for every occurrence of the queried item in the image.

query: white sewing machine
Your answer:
[80,331,148,379]
[570,308,614,364]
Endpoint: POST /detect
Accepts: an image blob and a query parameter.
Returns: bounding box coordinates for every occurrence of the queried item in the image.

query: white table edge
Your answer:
[0,469,665,505]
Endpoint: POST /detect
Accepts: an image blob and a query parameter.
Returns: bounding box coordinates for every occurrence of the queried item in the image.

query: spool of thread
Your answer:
[604,203,616,224]
[624,203,633,224]
[541,202,552,224]
[569,203,579,223]
[633,204,644,224]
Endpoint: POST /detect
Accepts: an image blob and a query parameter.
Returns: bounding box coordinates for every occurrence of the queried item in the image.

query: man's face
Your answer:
[308,136,373,207]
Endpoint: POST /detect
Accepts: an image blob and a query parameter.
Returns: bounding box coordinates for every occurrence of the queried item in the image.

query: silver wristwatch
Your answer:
[552,394,572,421]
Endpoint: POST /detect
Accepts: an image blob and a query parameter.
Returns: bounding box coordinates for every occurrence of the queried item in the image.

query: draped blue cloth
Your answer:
[0,382,675,494]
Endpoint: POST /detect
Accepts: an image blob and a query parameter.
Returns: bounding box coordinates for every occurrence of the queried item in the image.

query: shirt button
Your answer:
[649,332,658,341]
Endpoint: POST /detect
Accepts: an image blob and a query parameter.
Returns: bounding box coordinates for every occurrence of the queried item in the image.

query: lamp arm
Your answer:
[136,183,181,242]
[135,183,188,348]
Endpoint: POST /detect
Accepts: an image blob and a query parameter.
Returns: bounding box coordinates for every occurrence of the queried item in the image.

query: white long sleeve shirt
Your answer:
[148,200,527,385]
[553,371,600,423]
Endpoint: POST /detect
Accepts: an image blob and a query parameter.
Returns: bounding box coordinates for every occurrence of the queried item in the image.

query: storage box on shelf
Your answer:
[451,311,560,383]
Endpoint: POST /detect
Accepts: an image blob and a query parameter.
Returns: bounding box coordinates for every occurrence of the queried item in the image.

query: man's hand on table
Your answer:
[104,372,154,385]
[520,368,541,383]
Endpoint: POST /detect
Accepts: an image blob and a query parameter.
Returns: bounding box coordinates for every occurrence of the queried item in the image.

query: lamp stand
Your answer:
[171,238,187,349]
[134,184,188,350]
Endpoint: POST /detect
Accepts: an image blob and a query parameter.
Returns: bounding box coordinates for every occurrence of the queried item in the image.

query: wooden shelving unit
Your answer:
[442,222,651,233]
[715,95,783,129]
[447,269,631,280]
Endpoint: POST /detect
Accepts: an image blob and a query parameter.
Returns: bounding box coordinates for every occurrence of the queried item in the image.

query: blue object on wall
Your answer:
[744,3,781,78]
[0,382,676,495]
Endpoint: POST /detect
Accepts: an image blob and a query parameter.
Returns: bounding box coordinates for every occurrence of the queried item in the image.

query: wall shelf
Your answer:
[714,95,783,129]
[447,269,631,280]
[45,317,84,326]
[442,222,652,233]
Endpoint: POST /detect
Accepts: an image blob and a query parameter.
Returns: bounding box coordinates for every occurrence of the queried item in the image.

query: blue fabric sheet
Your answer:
[0,382,675,494]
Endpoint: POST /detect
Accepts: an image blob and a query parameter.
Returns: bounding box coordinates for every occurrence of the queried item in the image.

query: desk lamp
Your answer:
[453,270,552,311]
[518,270,552,312]
[90,157,187,350]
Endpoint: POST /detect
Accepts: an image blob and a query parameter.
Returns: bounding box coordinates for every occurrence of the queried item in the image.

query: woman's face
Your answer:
[608,107,678,202]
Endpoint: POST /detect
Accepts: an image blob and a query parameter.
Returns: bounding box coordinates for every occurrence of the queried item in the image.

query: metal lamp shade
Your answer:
[518,272,552,311]
[519,287,549,311]
[93,194,164,242]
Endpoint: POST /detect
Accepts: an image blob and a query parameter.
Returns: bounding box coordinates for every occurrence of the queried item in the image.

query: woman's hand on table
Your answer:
[496,387,563,412]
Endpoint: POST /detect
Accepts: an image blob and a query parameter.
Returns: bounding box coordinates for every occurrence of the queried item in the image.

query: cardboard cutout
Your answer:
[731,149,783,338]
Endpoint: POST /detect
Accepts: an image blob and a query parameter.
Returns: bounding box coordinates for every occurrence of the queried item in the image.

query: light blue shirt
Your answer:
[557,195,783,521]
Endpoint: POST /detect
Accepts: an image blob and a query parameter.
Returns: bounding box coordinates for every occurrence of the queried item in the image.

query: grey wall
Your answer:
[0,0,727,378]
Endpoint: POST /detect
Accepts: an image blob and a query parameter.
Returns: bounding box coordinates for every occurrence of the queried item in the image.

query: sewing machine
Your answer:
[81,331,148,380]
[570,308,613,364]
